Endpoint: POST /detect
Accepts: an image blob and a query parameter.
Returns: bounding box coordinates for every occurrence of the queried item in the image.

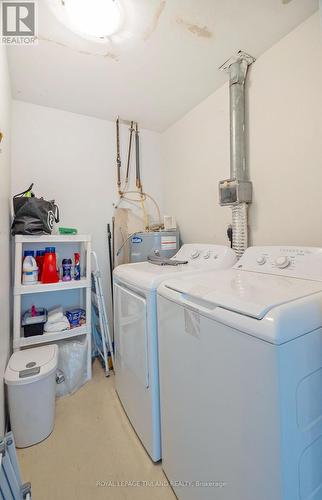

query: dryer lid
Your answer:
[164,269,322,319]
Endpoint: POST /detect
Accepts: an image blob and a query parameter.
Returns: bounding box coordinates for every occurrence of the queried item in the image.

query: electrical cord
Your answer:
[227,225,233,248]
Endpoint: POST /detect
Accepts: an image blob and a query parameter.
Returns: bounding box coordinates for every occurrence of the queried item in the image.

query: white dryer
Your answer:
[157,246,322,500]
[113,244,236,462]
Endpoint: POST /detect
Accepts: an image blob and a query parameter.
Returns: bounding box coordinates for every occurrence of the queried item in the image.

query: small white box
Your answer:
[163,215,177,231]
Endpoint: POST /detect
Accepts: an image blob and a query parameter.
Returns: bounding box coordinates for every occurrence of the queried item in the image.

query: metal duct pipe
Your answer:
[219,51,255,259]
[229,59,248,181]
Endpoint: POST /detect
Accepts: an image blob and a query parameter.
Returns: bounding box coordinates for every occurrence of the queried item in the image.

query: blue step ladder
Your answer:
[91,251,115,376]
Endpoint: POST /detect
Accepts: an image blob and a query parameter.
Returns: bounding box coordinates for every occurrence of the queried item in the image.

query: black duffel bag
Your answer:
[11,184,60,235]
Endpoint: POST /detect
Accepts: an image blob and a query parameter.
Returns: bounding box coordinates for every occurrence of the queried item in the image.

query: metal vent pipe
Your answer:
[219,51,255,259]
[229,59,248,181]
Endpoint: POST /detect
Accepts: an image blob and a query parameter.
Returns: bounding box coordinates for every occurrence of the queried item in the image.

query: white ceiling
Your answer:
[7,0,318,131]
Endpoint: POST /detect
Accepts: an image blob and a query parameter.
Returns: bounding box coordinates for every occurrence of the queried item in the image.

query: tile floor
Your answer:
[18,361,176,500]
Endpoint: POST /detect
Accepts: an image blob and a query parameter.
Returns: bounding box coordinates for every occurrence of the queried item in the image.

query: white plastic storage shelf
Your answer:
[13,234,92,382]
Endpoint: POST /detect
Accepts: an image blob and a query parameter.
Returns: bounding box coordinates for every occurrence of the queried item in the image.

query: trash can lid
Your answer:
[5,344,58,386]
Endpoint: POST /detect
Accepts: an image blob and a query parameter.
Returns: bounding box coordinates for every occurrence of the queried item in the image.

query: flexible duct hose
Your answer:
[232,203,248,259]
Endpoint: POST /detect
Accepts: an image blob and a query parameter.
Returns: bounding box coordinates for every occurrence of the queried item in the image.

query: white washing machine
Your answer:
[157,246,322,500]
[113,244,236,462]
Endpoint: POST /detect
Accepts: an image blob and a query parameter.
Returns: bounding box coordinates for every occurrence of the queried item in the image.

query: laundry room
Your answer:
[0,1,322,499]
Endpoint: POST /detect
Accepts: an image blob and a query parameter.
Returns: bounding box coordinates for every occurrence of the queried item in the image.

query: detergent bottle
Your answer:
[22,251,38,285]
[35,250,45,281]
[41,247,59,283]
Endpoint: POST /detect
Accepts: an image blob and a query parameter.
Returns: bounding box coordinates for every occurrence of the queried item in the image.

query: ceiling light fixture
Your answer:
[48,0,123,41]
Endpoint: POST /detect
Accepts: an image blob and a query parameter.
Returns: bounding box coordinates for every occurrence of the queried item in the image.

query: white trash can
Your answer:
[5,344,58,448]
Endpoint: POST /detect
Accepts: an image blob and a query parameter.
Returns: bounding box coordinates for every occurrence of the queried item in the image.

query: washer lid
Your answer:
[113,244,236,290]
[113,261,195,290]
[5,344,58,385]
[164,269,322,319]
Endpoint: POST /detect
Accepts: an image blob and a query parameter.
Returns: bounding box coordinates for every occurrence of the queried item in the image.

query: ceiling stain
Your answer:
[281,0,293,3]
[38,35,119,61]
[176,18,212,39]
[38,35,67,49]
[144,0,166,41]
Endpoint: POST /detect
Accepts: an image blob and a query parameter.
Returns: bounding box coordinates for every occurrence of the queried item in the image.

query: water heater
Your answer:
[129,230,180,263]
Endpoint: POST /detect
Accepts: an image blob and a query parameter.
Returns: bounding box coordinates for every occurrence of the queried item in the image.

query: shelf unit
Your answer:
[15,277,90,295]
[13,234,92,381]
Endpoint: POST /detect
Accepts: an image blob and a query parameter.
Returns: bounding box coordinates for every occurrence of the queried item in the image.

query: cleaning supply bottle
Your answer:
[42,247,59,284]
[74,252,80,280]
[62,258,72,281]
[22,251,38,285]
[35,250,45,281]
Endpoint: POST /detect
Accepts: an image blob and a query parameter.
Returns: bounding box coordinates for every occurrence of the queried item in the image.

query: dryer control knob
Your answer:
[275,256,290,269]
[203,251,210,259]
[256,256,266,265]
[191,249,200,259]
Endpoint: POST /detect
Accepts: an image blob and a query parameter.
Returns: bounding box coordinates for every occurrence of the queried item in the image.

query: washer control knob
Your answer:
[203,251,210,259]
[256,256,266,266]
[191,249,200,259]
[275,256,290,269]
[213,254,218,260]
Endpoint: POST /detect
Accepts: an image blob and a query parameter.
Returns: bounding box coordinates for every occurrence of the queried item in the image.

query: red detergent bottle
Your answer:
[35,250,45,281]
[41,247,59,283]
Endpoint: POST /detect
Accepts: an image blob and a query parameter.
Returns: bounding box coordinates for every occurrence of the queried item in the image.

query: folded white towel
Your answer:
[47,306,64,324]
[44,316,70,333]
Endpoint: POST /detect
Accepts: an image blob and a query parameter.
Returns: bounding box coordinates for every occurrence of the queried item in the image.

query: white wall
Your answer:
[11,101,164,313]
[0,46,12,434]
[162,13,322,248]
